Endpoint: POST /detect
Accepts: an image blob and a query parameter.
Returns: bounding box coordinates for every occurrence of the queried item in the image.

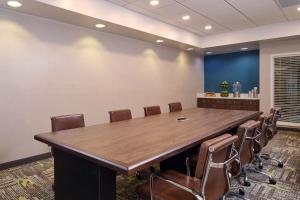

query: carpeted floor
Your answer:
[0,130,299,200]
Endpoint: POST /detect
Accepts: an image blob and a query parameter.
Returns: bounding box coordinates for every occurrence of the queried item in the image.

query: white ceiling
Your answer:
[1,0,300,54]
[106,0,300,36]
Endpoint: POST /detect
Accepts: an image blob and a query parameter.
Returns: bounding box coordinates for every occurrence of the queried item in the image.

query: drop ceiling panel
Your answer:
[124,4,160,18]
[282,5,300,20]
[180,0,255,30]
[277,0,300,8]
[106,0,128,6]
[128,0,175,10]
[226,0,286,26]
[151,3,228,35]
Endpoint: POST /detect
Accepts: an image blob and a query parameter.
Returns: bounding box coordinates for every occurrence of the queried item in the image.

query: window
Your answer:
[274,55,300,124]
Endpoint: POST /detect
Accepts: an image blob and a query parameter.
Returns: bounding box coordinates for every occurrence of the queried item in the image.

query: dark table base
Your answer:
[52,148,116,200]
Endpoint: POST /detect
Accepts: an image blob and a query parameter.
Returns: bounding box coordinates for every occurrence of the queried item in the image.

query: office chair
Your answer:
[254,113,273,169]
[259,108,284,168]
[144,105,162,173]
[136,134,239,200]
[50,114,85,191]
[144,106,161,116]
[51,114,85,132]
[168,102,182,112]
[109,109,132,122]
[231,120,276,186]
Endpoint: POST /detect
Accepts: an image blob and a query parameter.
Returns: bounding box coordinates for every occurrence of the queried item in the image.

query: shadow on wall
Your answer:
[0,10,196,63]
[0,9,202,121]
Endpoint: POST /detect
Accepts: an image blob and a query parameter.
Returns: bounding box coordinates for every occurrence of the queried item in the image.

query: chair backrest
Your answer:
[109,109,132,123]
[51,114,85,132]
[144,106,161,116]
[168,102,182,112]
[269,107,281,136]
[235,120,261,167]
[195,134,238,200]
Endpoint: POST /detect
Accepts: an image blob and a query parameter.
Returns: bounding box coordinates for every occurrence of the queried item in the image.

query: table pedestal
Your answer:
[52,148,116,200]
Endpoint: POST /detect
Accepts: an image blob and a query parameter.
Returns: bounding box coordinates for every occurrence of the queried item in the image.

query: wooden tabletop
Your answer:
[34,108,259,175]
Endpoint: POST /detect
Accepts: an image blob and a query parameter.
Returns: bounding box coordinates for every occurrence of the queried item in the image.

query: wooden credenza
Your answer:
[197,97,260,111]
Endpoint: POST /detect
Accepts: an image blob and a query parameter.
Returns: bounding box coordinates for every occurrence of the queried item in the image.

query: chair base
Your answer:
[240,163,277,186]
[239,168,251,187]
[226,190,249,200]
[260,153,284,168]
[246,167,277,185]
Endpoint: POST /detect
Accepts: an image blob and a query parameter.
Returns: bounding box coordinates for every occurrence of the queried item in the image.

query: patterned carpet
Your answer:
[0,130,299,200]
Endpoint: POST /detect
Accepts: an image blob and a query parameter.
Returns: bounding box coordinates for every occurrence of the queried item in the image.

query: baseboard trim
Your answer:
[0,152,51,170]
[279,127,300,131]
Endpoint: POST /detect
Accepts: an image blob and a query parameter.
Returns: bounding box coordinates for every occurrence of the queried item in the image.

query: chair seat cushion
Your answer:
[136,170,201,200]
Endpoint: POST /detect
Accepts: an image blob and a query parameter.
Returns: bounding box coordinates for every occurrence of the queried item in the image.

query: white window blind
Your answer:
[274,55,300,124]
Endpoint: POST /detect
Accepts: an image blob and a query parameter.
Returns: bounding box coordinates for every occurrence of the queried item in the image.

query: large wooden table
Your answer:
[34,108,260,200]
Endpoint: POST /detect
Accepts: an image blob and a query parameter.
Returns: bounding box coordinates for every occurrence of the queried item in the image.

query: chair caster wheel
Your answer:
[239,189,245,196]
[269,178,276,185]
[278,162,284,168]
[244,181,251,187]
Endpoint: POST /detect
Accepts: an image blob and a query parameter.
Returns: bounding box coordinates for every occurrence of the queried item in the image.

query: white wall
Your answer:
[0,9,204,164]
[260,38,300,112]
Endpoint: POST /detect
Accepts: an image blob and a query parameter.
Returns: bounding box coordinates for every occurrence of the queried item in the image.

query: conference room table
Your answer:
[34,108,260,200]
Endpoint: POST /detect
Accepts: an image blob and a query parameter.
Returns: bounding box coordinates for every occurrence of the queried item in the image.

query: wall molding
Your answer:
[0,152,51,170]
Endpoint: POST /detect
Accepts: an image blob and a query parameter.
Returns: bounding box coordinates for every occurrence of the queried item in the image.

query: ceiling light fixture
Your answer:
[182,15,190,20]
[7,1,22,7]
[204,25,212,30]
[150,0,159,6]
[187,47,194,51]
[206,52,213,55]
[156,39,164,43]
[241,47,248,50]
[297,6,300,11]
[95,24,106,28]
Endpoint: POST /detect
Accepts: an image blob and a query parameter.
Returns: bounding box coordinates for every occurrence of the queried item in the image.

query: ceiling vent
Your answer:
[277,0,300,8]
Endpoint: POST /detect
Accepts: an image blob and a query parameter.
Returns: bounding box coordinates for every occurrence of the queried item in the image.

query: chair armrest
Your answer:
[150,174,203,200]
[245,129,262,141]
[210,148,239,168]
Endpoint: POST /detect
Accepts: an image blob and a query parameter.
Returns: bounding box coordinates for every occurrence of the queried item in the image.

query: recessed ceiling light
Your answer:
[95,24,106,28]
[297,7,300,11]
[156,39,164,43]
[182,15,190,20]
[150,0,159,6]
[206,52,213,55]
[186,47,194,51]
[241,47,248,50]
[7,1,22,7]
[204,25,212,30]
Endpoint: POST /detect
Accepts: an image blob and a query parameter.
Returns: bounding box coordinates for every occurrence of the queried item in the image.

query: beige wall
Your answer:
[260,38,300,112]
[0,9,204,164]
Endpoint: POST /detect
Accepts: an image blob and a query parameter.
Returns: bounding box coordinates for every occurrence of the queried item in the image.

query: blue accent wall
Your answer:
[204,50,259,93]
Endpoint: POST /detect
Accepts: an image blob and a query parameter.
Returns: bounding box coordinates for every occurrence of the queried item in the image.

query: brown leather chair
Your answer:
[169,102,182,112]
[51,114,85,132]
[50,114,85,191]
[136,134,239,200]
[109,109,132,122]
[254,113,274,169]
[144,106,161,116]
[268,107,282,138]
[235,114,277,185]
[231,120,276,186]
[259,108,284,168]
